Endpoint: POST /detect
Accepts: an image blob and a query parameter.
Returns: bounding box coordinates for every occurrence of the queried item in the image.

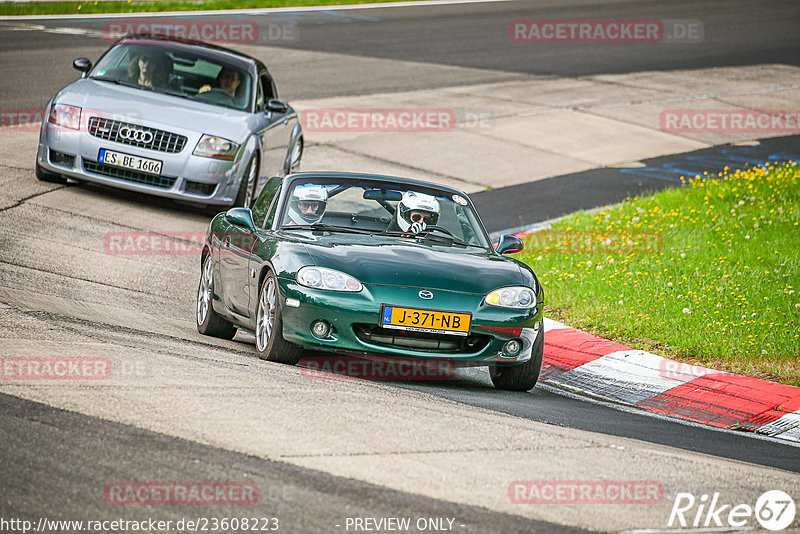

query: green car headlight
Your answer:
[485,286,536,309]
[193,134,239,160]
[297,266,363,292]
[48,104,82,130]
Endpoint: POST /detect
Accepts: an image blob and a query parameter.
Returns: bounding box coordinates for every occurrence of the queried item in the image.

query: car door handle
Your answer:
[283,117,289,125]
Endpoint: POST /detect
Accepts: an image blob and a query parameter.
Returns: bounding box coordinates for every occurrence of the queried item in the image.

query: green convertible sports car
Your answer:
[196,172,544,391]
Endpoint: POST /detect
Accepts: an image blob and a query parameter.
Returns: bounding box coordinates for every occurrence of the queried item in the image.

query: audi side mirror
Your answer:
[266,99,289,114]
[73,58,92,77]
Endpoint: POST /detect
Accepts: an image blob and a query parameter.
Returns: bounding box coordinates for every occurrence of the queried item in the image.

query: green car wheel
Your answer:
[256,272,302,364]
[196,255,237,340]
[489,328,543,392]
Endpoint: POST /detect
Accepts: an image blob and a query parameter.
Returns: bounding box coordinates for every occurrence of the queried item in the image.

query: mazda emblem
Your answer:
[118,126,154,144]
[418,290,433,300]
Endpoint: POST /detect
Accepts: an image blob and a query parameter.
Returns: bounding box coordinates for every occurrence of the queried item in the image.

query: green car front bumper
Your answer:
[276,277,542,365]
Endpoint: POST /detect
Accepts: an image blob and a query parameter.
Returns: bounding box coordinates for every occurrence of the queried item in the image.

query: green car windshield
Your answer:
[280,178,492,250]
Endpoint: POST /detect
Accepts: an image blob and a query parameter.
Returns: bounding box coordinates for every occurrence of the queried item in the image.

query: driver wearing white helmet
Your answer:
[287,184,328,225]
[394,191,440,234]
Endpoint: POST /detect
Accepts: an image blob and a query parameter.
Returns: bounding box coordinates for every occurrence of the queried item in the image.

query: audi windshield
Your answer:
[90,42,253,111]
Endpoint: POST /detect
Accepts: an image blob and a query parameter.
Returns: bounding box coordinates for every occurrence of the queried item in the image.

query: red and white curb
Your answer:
[540,318,800,443]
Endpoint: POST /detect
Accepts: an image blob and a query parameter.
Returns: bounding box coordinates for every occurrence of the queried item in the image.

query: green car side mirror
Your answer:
[496,234,523,255]
[224,207,257,233]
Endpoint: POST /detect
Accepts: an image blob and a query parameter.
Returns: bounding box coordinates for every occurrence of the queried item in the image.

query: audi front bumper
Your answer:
[37,122,247,207]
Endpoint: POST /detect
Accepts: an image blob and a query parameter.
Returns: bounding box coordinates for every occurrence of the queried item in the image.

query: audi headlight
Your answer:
[193,134,239,160]
[297,267,363,292]
[485,286,537,309]
[48,104,82,130]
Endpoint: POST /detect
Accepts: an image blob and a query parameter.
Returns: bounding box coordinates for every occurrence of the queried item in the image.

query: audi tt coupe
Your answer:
[36,34,303,209]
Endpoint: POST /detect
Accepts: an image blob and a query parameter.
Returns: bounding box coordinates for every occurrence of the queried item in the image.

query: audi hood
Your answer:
[53,79,255,143]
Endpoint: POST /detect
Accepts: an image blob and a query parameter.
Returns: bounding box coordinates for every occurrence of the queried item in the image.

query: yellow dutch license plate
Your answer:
[380,305,471,336]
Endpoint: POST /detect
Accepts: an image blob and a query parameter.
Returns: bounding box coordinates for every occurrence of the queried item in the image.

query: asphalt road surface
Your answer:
[0,1,798,532]
[1,0,799,105]
[0,393,588,534]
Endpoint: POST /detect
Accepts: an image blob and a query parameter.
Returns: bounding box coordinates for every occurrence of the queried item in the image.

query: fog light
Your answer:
[312,320,331,339]
[503,339,522,357]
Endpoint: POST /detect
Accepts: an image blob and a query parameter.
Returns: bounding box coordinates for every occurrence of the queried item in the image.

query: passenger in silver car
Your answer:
[127,51,171,88]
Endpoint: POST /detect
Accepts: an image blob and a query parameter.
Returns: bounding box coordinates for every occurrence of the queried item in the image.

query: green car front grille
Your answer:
[353,324,490,354]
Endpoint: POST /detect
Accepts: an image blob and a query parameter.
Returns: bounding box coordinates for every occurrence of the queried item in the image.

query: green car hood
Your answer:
[302,240,524,294]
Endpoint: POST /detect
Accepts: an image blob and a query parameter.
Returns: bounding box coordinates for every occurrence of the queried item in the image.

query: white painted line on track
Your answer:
[542,317,569,332]
[0,0,516,21]
[554,350,721,405]
[756,410,800,442]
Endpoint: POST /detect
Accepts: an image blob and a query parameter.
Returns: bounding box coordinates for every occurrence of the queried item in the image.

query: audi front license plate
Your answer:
[98,148,162,175]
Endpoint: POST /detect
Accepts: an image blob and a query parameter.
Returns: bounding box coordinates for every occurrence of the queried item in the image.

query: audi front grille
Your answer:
[83,159,177,189]
[88,117,188,154]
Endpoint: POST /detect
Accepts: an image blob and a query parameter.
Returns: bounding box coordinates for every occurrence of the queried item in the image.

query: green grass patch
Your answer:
[517,162,800,386]
[0,0,418,16]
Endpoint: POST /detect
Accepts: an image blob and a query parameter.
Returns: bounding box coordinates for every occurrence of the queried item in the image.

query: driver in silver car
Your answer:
[198,66,242,99]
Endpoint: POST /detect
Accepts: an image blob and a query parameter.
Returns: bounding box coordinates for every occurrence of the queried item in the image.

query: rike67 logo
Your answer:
[669,490,796,531]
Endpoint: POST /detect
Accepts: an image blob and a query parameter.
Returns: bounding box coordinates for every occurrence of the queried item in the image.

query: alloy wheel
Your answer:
[197,257,213,325]
[256,277,277,352]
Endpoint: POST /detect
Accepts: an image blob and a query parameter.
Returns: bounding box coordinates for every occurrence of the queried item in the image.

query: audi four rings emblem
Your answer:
[118,126,153,144]
[418,290,433,299]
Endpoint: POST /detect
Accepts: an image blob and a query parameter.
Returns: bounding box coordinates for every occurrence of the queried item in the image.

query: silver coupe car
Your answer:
[36,34,303,209]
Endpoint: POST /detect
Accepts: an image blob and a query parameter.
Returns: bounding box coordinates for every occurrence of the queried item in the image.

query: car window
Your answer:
[252,176,283,228]
[255,77,266,112]
[279,178,491,249]
[263,193,281,229]
[90,42,252,111]
[256,75,275,112]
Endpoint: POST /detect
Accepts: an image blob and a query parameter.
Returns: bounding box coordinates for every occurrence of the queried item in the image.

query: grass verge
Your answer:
[517,161,799,386]
[0,0,416,16]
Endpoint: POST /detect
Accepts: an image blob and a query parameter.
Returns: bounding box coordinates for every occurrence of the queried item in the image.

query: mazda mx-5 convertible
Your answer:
[196,172,544,391]
[36,34,303,209]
